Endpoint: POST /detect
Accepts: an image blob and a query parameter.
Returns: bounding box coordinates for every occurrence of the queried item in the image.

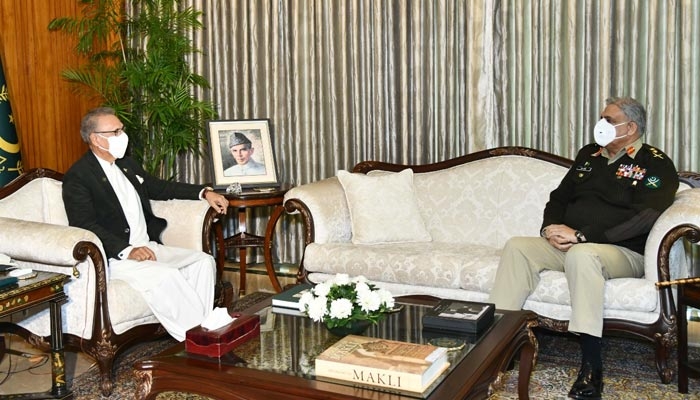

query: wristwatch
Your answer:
[575,230,585,243]
[202,186,215,199]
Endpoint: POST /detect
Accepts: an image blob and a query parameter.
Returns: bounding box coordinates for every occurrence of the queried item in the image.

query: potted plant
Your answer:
[49,0,217,179]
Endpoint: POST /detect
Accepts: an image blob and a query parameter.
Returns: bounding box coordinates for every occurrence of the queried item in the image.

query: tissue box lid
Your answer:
[185,314,260,357]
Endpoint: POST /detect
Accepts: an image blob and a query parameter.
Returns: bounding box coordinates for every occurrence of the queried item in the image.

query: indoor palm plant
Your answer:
[48,0,217,179]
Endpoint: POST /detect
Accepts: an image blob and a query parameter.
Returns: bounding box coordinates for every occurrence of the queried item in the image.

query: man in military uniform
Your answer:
[223,131,266,176]
[488,97,678,400]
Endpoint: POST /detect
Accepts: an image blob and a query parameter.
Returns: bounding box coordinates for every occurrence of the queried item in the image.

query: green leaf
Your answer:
[49,0,217,178]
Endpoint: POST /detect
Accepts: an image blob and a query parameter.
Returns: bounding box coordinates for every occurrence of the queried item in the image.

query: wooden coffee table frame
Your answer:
[0,272,72,399]
[134,296,538,400]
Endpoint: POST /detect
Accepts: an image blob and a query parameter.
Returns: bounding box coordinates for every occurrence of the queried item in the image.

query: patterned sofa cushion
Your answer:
[0,179,45,222]
[526,270,659,313]
[337,169,432,244]
[409,156,567,248]
[304,242,501,290]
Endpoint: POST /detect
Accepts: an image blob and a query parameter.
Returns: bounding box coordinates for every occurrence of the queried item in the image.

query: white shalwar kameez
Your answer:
[101,160,215,341]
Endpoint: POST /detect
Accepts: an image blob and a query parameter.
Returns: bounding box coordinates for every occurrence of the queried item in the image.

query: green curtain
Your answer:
[167,0,700,267]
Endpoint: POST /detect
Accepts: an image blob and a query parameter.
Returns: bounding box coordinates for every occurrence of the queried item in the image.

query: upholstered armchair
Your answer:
[0,168,223,396]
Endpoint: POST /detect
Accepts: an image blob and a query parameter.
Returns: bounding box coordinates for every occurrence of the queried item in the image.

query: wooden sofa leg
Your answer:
[654,333,675,384]
[80,336,118,397]
[96,354,116,396]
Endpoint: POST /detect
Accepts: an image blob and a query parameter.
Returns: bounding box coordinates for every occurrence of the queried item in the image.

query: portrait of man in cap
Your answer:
[223,131,267,176]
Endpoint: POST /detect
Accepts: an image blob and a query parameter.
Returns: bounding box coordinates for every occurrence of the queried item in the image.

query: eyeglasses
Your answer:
[94,126,125,137]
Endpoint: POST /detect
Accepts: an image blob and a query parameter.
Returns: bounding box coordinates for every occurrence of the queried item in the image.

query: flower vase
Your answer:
[326,320,372,337]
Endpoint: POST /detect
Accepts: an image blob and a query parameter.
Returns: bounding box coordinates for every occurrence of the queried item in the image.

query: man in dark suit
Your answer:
[63,107,229,341]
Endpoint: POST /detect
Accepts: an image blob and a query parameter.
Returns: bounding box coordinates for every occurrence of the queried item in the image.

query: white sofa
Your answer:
[283,147,700,384]
[0,168,222,396]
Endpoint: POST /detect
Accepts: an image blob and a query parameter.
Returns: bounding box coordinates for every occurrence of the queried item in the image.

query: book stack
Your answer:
[271,284,313,316]
[422,299,495,334]
[0,276,18,293]
[315,334,449,394]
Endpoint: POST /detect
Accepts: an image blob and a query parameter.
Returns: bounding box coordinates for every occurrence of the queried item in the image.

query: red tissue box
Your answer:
[185,313,261,357]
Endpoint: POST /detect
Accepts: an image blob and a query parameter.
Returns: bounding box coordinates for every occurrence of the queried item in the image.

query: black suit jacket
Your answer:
[62,152,205,259]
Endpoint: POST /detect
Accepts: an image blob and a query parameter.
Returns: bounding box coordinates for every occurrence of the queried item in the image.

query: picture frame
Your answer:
[207,119,279,188]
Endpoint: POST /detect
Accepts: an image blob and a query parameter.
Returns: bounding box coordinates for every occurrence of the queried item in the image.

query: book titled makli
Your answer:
[314,334,449,394]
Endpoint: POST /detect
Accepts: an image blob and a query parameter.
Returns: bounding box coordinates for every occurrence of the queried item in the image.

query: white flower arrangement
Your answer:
[298,273,395,329]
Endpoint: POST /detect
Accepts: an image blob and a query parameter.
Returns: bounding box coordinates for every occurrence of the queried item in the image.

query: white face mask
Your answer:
[97,132,129,159]
[593,118,629,147]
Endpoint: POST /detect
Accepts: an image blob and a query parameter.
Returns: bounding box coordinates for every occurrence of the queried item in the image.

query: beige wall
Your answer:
[0,0,98,173]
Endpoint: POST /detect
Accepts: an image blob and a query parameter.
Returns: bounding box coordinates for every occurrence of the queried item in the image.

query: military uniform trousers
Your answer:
[488,237,644,337]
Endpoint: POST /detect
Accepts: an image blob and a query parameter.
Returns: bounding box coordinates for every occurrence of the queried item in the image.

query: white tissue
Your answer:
[200,307,235,330]
[9,268,33,278]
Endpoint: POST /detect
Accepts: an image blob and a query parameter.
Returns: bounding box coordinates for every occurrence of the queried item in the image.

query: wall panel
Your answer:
[0,0,96,173]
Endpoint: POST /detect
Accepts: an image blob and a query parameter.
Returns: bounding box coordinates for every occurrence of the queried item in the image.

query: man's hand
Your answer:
[541,224,578,252]
[205,191,228,214]
[128,246,157,262]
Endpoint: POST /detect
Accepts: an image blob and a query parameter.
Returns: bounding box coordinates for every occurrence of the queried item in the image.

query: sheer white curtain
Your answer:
[497,0,699,170]
[167,0,700,266]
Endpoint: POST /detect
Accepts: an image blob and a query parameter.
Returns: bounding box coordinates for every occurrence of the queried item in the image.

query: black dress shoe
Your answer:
[568,363,603,400]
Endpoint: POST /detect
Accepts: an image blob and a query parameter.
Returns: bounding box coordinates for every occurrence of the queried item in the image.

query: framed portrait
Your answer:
[207,119,279,188]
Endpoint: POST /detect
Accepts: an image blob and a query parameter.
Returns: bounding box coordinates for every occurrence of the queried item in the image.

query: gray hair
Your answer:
[80,107,116,143]
[605,97,647,135]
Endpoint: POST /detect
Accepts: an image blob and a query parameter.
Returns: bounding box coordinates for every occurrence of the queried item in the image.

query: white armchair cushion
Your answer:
[107,280,159,334]
[644,188,700,281]
[284,177,352,244]
[14,259,157,338]
[0,217,102,264]
[527,271,658,312]
[337,169,431,244]
[0,179,45,222]
[0,217,103,338]
[151,199,212,251]
[42,178,69,225]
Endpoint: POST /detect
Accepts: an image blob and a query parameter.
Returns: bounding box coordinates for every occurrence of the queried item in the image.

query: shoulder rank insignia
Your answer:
[644,176,661,189]
[648,146,665,160]
[575,161,592,177]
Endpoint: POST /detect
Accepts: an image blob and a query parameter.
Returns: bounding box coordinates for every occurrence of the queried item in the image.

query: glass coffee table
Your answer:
[134,295,537,399]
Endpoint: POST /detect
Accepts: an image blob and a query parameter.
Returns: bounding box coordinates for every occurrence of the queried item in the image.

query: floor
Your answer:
[0,266,699,395]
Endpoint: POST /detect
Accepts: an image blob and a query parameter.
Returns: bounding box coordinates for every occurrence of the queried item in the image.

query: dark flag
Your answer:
[0,56,22,186]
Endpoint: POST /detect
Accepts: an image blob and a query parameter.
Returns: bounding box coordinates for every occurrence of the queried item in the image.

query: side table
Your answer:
[0,271,71,399]
[216,184,291,297]
[678,281,700,393]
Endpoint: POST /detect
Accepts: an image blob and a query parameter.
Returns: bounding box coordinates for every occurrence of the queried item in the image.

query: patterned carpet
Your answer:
[70,291,274,400]
[70,294,700,399]
[491,330,700,400]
